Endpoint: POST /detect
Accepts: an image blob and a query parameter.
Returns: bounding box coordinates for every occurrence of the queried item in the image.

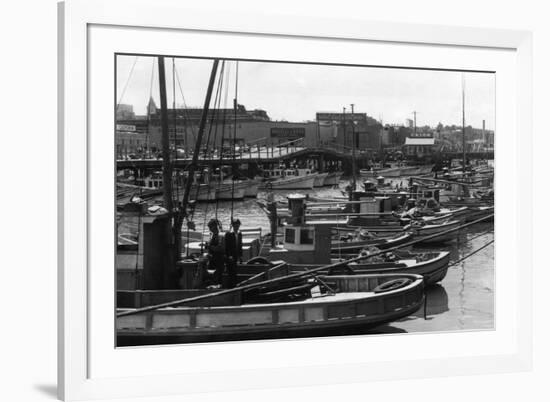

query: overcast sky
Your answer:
[116,55,495,130]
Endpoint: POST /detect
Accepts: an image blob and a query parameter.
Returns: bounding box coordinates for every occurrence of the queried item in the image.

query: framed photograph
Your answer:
[58,0,532,400]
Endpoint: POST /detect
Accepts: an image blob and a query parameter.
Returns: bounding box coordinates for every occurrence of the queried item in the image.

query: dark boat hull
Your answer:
[116,274,425,346]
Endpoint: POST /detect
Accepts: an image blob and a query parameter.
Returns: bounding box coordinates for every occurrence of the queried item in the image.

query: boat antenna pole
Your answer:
[181,59,220,216]
[462,74,466,174]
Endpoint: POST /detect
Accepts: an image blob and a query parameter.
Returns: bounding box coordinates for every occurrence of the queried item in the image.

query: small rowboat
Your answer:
[348,250,450,285]
[313,172,329,187]
[331,231,413,253]
[323,171,343,186]
[288,251,450,286]
[116,273,425,345]
[410,219,461,244]
[261,174,318,190]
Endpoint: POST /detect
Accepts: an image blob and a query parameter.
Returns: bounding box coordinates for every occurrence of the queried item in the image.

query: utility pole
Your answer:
[350,103,356,191]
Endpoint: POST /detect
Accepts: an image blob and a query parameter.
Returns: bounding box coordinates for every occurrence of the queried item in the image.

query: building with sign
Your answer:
[402,137,436,158]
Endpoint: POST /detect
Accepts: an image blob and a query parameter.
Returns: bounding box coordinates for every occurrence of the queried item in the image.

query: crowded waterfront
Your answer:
[115,55,494,346]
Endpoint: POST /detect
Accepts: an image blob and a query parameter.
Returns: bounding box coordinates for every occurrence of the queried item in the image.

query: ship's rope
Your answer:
[171,58,180,206]
[230,61,239,222]
[449,239,494,268]
[133,187,143,290]
[174,66,197,146]
[215,62,231,219]
[196,61,226,241]
[144,58,155,157]
[116,56,138,112]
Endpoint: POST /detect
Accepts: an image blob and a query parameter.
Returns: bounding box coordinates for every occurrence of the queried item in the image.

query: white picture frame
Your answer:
[58,0,533,400]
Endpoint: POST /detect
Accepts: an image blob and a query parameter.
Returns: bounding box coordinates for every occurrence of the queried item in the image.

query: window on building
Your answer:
[285,228,295,244]
[300,228,314,245]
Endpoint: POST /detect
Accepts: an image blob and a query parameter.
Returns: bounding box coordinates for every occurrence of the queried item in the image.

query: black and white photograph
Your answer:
[115,54,495,346]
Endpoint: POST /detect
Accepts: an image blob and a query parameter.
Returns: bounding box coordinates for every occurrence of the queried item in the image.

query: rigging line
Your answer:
[174,66,197,145]
[212,64,227,219]
[145,58,155,155]
[449,239,494,268]
[466,229,494,242]
[200,61,225,224]
[133,187,143,290]
[171,57,180,206]
[203,62,225,161]
[116,56,139,111]
[230,60,239,220]
[215,63,231,219]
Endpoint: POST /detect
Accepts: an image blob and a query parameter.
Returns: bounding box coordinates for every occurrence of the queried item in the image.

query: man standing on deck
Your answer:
[225,218,243,288]
[206,218,225,287]
[266,191,278,249]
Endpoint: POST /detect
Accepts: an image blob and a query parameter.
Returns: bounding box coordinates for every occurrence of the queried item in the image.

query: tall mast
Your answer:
[180,59,220,215]
[462,74,466,173]
[342,107,346,150]
[350,103,356,192]
[158,57,174,213]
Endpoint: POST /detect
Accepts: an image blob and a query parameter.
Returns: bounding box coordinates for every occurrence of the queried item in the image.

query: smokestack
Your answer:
[482,120,486,144]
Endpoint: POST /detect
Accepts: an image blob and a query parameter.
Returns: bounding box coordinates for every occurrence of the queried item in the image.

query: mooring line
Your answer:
[449,239,494,268]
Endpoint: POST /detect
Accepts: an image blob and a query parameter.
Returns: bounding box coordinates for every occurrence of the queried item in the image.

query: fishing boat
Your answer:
[464,205,494,222]
[214,183,246,200]
[331,231,413,253]
[287,250,450,286]
[313,172,329,187]
[348,250,449,285]
[261,168,318,190]
[116,272,425,345]
[402,187,470,223]
[323,171,343,186]
[410,219,461,244]
[241,178,261,197]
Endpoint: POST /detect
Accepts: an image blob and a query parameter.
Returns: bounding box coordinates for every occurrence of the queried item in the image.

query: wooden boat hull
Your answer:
[464,206,494,222]
[313,172,329,187]
[263,174,318,190]
[243,180,261,197]
[323,172,343,186]
[287,251,450,286]
[360,168,401,178]
[349,251,450,285]
[116,273,425,345]
[331,232,413,253]
[189,184,216,202]
[215,185,245,200]
[412,220,461,244]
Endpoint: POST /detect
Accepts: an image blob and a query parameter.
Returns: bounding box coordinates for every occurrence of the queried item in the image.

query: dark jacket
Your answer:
[225,230,243,261]
[207,233,225,270]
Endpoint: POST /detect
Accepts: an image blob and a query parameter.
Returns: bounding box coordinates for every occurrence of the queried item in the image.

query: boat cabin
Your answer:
[268,194,333,264]
[410,186,441,211]
[265,168,313,179]
[143,171,163,189]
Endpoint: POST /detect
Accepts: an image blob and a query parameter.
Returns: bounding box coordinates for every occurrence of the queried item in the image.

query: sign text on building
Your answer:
[116,124,136,132]
[270,127,305,139]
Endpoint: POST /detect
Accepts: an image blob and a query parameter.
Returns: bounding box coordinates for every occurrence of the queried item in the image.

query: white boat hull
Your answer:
[265,174,318,190]
[323,172,343,186]
[313,172,329,187]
